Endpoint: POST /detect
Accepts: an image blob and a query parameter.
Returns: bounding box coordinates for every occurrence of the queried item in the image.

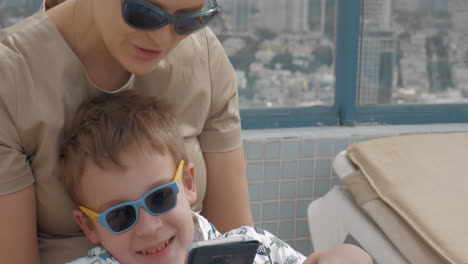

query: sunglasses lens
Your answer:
[176,13,217,35]
[124,1,167,30]
[105,205,136,233]
[146,186,176,214]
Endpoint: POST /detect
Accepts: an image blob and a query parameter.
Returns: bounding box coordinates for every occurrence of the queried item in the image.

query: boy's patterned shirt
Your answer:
[65,212,306,264]
[220,226,306,264]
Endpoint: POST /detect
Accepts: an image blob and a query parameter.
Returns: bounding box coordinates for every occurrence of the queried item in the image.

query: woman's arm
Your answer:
[202,147,254,233]
[0,57,40,263]
[199,27,252,232]
[0,185,40,263]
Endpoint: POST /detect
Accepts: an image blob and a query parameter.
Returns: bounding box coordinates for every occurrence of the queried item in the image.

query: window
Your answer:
[360,0,468,106]
[213,0,468,128]
[212,0,339,128]
[0,0,39,27]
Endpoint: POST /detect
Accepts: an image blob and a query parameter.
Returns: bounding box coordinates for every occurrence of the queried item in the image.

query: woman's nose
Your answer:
[133,208,163,237]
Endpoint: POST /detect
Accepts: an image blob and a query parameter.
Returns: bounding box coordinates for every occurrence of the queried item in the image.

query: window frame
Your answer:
[239,0,468,129]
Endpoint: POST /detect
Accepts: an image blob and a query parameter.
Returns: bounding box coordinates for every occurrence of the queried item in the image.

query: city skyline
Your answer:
[215,0,468,108]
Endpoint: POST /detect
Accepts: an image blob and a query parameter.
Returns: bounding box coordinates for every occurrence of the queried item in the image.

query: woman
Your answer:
[0,0,253,263]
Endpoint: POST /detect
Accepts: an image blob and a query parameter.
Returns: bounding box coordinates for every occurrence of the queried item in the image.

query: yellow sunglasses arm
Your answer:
[79,206,100,220]
[173,160,185,182]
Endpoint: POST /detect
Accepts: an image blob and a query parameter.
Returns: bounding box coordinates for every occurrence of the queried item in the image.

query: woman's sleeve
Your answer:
[197,28,242,153]
[0,52,34,195]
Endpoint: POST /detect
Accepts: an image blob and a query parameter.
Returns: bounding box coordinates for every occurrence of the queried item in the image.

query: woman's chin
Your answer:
[120,48,165,75]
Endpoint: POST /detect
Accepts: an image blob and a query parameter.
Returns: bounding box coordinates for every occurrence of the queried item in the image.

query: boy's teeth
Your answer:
[142,239,170,254]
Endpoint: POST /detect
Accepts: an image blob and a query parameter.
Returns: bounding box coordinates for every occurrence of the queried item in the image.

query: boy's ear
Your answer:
[183,162,197,205]
[73,209,100,244]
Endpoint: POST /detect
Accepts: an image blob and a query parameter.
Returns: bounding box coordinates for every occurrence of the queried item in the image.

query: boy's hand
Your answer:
[303,244,373,264]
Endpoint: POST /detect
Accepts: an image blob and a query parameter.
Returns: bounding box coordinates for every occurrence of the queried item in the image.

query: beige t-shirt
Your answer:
[0,9,241,264]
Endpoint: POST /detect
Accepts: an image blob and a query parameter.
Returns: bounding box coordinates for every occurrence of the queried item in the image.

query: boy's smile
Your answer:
[136,236,173,255]
[73,150,197,264]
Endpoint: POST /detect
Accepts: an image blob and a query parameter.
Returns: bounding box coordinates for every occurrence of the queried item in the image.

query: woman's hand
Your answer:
[303,244,373,264]
[0,185,40,263]
[202,147,254,233]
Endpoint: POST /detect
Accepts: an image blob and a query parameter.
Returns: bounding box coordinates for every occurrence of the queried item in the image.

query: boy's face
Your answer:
[73,150,197,264]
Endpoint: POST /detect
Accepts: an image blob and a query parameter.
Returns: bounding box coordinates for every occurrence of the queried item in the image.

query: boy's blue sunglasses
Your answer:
[80,160,185,234]
[121,0,221,35]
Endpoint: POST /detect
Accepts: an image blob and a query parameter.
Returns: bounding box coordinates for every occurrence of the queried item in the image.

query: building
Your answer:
[359,0,396,105]
[363,0,392,30]
[359,30,397,105]
[399,33,429,99]
[394,0,422,12]
[308,0,337,41]
[223,0,255,34]
[254,0,310,34]
[428,0,449,16]
[450,0,468,35]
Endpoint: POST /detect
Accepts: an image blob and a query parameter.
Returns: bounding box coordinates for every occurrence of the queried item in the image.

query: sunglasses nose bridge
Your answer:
[136,198,151,214]
[166,16,178,25]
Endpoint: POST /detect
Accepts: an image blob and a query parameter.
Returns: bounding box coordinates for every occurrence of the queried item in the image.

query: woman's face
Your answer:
[92,0,206,75]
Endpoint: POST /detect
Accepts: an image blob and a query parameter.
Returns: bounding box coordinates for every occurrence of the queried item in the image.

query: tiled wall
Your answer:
[244,136,355,255]
[242,125,468,256]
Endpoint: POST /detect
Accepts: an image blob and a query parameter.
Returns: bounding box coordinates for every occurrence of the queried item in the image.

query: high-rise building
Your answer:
[233,0,252,33]
[308,0,337,41]
[222,0,255,34]
[359,0,396,105]
[426,33,453,92]
[394,0,423,12]
[254,0,310,34]
[362,0,392,30]
[429,0,449,15]
[323,0,337,42]
[399,33,429,97]
[359,31,397,105]
[450,0,468,35]
[308,0,325,34]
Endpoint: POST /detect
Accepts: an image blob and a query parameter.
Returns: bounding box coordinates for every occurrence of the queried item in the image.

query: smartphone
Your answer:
[186,236,260,264]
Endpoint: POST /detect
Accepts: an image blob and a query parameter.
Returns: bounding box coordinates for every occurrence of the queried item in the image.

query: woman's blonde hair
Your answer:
[59,91,188,205]
[45,0,66,10]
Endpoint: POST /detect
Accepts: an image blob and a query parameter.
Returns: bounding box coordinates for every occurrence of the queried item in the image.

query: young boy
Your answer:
[60,91,372,264]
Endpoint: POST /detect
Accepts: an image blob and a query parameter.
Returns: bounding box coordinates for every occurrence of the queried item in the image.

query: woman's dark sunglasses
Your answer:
[121,0,221,35]
[80,160,185,234]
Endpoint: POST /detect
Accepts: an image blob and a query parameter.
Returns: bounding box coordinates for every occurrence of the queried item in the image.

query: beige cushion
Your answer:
[343,171,444,264]
[344,133,468,264]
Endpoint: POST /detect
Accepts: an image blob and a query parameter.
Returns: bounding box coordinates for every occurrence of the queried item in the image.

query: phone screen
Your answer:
[186,238,260,264]
[210,254,250,264]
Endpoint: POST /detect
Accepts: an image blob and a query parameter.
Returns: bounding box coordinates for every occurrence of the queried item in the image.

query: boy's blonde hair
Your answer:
[60,91,188,205]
